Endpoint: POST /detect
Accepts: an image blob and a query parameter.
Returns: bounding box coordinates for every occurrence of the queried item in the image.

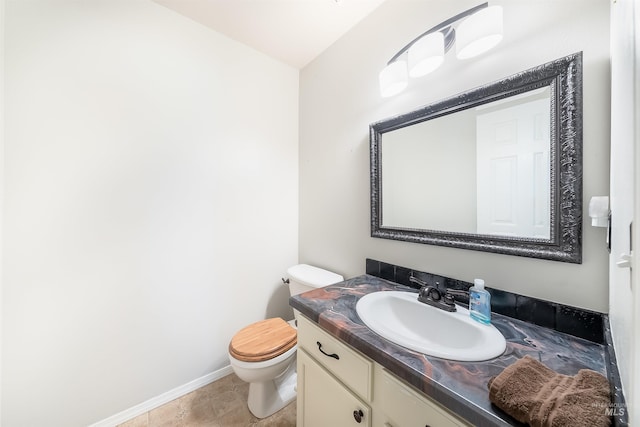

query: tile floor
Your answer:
[117,374,296,427]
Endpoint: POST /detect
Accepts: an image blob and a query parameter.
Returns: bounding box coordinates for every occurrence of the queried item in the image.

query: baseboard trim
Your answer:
[88,365,234,427]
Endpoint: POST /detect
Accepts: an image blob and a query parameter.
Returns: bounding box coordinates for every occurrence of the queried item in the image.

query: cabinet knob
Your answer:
[353,409,364,423]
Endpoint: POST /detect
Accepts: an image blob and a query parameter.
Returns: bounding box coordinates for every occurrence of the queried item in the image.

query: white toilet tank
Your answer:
[286,264,344,296]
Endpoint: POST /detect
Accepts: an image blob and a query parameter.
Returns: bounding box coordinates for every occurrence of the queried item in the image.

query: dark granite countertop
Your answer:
[290,274,609,427]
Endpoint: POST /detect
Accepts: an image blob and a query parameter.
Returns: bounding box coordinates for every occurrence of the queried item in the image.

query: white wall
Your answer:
[299,0,611,312]
[381,111,477,232]
[2,1,299,426]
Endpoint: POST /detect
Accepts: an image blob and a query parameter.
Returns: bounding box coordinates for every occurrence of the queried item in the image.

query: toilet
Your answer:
[227,264,344,419]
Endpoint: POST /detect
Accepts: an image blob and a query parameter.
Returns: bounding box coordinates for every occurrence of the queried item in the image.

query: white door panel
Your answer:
[610,0,637,422]
[476,97,550,238]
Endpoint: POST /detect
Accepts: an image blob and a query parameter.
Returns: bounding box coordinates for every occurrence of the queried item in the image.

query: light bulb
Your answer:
[456,6,503,60]
[408,31,445,77]
[379,61,408,98]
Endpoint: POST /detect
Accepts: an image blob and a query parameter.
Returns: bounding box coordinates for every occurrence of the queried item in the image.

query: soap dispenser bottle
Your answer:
[469,279,491,324]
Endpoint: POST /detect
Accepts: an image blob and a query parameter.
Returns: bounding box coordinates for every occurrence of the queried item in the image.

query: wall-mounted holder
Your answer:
[588,196,609,227]
[588,196,611,252]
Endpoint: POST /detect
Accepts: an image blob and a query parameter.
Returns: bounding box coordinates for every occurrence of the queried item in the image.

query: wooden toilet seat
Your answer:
[229,318,297,362]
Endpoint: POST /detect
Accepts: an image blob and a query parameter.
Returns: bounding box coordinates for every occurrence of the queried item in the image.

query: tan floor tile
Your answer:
[121,373,296,427]
[211,390,247,418]
[180,388,219,425]
[254,402,296,427]
[118,412,149,427]
[148,397,186,427]
[214,401,259,427]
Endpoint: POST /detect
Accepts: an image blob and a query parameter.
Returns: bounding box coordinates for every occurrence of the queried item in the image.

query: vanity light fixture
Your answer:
[379,2,503,98]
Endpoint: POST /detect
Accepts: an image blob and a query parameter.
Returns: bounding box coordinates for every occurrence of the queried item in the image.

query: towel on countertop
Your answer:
[487,355,611,427]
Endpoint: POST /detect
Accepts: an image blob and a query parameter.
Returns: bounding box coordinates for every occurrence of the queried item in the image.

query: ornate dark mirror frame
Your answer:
[370,52,583,263]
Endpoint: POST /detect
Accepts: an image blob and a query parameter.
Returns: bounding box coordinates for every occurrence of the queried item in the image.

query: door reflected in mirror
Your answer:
[381,87,551,239]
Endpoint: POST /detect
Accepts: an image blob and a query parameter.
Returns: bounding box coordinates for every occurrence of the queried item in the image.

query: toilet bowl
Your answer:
[227,264,343,418]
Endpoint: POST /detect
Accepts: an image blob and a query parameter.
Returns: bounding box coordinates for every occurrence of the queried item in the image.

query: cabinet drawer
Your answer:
[297,314,372,401]
[373,365,470,427]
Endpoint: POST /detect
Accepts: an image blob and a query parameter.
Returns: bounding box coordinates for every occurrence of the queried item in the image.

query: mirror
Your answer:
[370,52,583,263]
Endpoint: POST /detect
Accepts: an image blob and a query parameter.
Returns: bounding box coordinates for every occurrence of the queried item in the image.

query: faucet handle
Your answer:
[417,285,456,312]
[444,288,470,299]
[409,275,428,288]
[443,293,455,306]
[418,285,430,299]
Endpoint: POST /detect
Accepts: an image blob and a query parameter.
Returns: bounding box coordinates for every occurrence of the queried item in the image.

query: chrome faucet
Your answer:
[409,275,469,312]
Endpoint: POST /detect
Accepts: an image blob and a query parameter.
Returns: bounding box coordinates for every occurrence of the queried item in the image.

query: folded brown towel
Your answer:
[488,355,611,427]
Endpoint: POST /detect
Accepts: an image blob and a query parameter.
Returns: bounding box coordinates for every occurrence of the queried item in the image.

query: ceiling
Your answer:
[152,0,387,69]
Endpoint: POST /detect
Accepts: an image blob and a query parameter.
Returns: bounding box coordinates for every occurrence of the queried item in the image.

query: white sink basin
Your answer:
[356,291,506,361]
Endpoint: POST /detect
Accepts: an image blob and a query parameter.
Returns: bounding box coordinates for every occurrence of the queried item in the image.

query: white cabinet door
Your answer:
[297,349,371,427]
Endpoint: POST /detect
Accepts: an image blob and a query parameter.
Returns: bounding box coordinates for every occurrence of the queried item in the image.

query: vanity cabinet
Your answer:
[298,350,372,427]
[372,364,468,427]
[296,314,470,427]
[296,313,373,426]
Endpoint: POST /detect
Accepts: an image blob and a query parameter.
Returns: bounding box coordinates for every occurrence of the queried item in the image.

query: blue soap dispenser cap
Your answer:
[474,278,485,289]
